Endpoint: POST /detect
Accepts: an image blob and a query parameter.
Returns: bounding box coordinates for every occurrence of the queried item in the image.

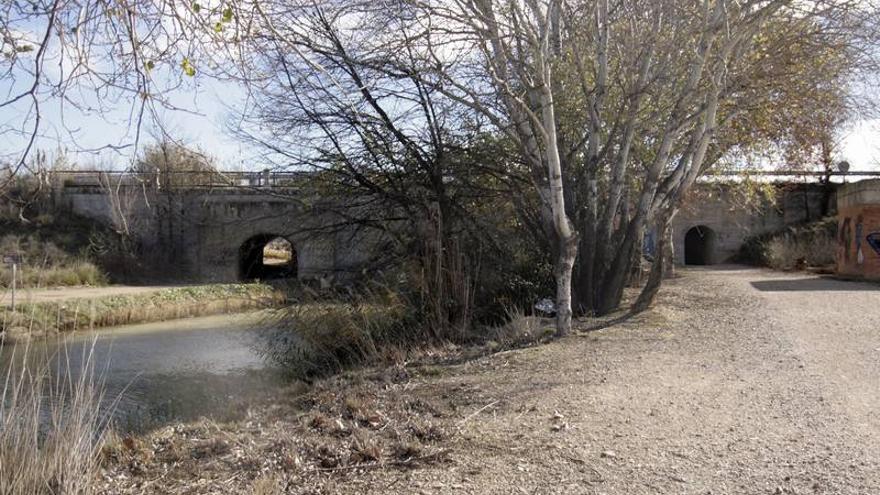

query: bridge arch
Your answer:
[238,234,297,281]
[684,225,716,265]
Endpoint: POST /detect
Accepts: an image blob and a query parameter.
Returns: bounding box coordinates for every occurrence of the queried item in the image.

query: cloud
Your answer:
[841,119,880,170]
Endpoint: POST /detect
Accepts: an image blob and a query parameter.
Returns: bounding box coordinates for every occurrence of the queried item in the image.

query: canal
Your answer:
[0,312,286,432]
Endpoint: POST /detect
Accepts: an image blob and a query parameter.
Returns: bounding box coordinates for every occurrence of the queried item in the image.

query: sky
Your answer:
[1,11,879,173]
[0,76,256,169]
[839,120,880,171]
[3,75,880,173]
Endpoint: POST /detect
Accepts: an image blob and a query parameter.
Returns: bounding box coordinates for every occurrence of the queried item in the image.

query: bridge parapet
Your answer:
[51,170,311,190]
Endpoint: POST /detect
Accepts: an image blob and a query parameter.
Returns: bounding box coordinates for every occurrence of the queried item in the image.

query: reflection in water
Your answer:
[0,313,286,433]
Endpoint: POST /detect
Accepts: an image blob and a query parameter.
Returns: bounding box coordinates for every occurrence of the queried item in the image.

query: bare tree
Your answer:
[3,0,877,333]
[390,0,878,318]
[0,0,202,185]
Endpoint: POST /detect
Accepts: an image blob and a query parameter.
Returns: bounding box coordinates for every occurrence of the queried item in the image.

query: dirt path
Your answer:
[352,267,880,494]
[0,284,186,307]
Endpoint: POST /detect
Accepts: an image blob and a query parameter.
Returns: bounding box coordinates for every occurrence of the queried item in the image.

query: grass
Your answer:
[0,340,109,495]
[0,217,115,289]
[0,283,283,338]
[0,261,107,289]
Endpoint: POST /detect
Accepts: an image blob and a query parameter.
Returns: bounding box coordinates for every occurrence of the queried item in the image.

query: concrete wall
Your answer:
[671,184,834,265]
[836,180,880,280]
[59,186,376,284]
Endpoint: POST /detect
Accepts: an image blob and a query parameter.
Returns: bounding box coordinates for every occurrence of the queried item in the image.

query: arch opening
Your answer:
[239,234,297,281]
[684,226,716,266]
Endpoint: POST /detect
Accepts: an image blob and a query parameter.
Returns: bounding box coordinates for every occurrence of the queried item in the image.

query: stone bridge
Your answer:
[54,172,376,283]
[54,172,841,284]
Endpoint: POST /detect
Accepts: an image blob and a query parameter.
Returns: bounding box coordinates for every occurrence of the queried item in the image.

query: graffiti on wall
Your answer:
[868,232,880,256]
[856,216,864,265]
[839,217,852,262]
[838,216,880,262]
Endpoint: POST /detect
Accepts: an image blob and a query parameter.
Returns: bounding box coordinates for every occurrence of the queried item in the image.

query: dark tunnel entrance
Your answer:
[684,225,716,266]
[239,234,297,281]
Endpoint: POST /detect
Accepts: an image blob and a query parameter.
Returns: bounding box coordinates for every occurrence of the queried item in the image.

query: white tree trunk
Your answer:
[539,69,577,337]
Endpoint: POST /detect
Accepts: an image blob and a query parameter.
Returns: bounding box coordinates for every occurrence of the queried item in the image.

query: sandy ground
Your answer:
[0,284,184,307]
[104,266,880,494]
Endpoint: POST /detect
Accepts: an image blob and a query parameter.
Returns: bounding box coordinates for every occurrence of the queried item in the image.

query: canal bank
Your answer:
[0,283,284,341]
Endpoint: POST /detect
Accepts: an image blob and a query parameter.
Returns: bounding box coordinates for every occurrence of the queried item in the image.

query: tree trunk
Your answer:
[632,210,673,312]
[540,62,577,337]
[555,233,578,335]
[573,177,597,315]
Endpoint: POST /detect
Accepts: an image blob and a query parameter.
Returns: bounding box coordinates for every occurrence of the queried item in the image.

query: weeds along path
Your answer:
[338,266,880,494]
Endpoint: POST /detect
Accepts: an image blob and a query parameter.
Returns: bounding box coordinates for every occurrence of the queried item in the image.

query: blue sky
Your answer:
[2,54,879,172]
[3,81,879,172]
[3,6,878,173]
[0,76,257,169]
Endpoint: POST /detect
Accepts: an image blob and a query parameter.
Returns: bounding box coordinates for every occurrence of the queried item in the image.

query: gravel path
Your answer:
[355,266,880,494]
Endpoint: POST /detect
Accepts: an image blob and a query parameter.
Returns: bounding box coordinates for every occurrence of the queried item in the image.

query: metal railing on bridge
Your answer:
[49,168,880,190]
[51,169,311,189]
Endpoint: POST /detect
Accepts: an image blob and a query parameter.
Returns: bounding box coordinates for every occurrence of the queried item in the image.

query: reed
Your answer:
[0,339,110,494]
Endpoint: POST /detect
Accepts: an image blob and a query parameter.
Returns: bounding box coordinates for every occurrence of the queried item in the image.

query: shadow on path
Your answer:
[751,277,880,292]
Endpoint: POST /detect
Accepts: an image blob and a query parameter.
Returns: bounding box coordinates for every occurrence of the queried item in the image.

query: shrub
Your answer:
[0,260,108,289]
[737,217,837,270]
[256,290,410,378]
[0,233,109,289]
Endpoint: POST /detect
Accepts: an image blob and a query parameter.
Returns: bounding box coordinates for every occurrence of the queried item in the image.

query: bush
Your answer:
[0,257,107,289]
[737,217,837,270]
[0,231,110,289]
[256,290,410,378]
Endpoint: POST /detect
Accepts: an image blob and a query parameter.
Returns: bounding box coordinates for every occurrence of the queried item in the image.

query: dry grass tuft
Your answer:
[251,474,283,495]
[483,306,553,349]
[348,433,383,464]
[0,283,283,338]
[257,298,408,377]
[738,217,837,270]
[0,340,109,495]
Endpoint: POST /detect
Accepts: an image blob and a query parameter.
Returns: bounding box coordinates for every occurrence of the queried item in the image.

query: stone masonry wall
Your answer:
[671,183,834,265]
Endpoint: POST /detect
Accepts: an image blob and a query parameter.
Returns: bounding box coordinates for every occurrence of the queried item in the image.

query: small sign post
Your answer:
[4,254,21,312]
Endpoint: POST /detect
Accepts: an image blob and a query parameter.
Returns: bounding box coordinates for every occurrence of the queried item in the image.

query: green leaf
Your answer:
[222,7,233,22]
[145,60,155,71]
[192,2,201,13]
[181,58,196,77]
[214,22,223,33]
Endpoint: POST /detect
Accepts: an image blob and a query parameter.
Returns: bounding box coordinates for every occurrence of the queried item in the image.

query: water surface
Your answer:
[1,312,285,432]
